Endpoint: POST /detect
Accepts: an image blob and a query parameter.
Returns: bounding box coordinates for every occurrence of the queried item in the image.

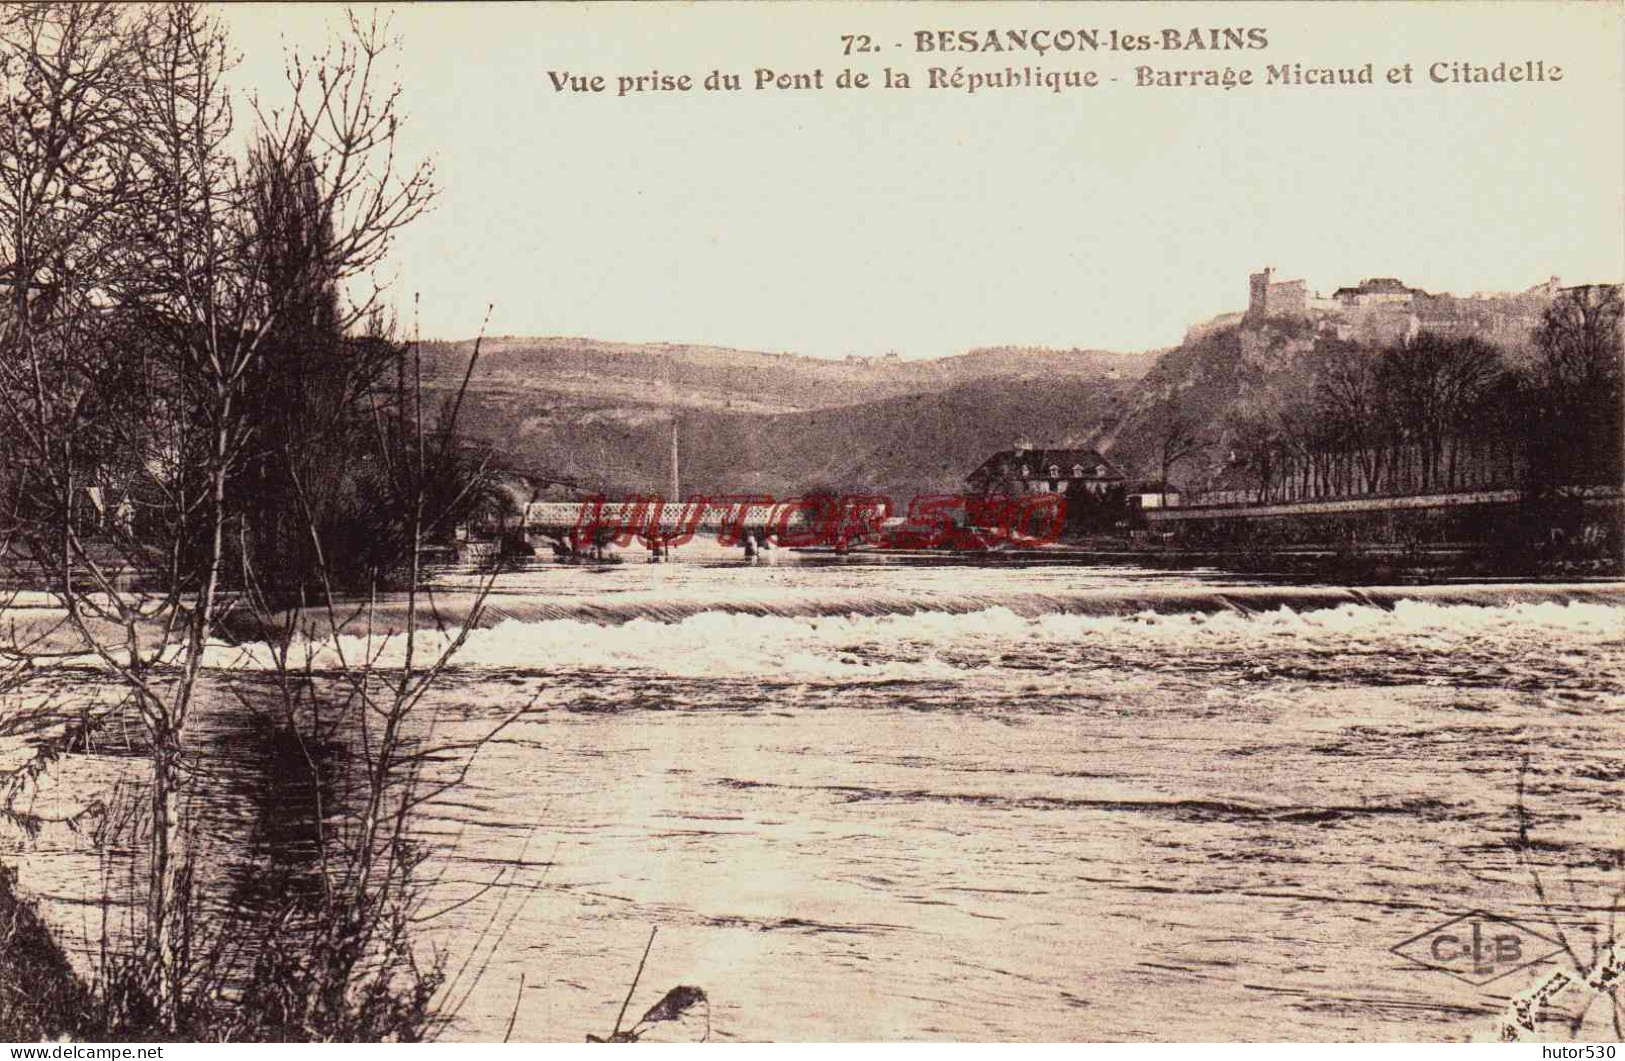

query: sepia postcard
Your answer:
[0,0,1622,1047]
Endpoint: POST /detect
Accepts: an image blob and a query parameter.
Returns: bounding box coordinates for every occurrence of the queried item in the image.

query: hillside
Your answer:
[679,376,1133,500]
[422,337,1156,415]
[430,316,1554,503]
[1097,318,1327,487]
[417,308,1558,504]
[419,337,1150,499]
[428,365,1133,501]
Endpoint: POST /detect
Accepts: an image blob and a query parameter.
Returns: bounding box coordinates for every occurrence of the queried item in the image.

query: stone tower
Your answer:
[1247,267,1274,319]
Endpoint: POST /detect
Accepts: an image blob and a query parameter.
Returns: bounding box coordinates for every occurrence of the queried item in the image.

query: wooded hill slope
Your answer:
[420,337,1148,499]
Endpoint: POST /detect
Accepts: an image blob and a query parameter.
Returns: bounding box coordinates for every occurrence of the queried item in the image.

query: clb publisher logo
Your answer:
[1390,910,1565,986]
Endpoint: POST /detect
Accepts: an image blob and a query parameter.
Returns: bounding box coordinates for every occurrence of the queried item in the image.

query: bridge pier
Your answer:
[646,532,680,562]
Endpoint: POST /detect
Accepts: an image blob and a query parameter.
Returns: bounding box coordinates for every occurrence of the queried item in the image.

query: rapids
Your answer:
[10,560,1625,1040]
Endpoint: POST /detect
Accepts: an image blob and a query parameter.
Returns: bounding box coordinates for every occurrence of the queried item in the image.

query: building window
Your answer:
[1072,464,1084,478]
[1048,465,1060,479]
[1020,464,1030,478]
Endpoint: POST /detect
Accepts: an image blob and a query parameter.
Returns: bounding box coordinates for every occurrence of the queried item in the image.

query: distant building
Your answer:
[1235,267,1600,355]
[1127,480,1182,509]
[966,443,1125,496]
[1331,277,1427,307]
[1247,267,1311,320]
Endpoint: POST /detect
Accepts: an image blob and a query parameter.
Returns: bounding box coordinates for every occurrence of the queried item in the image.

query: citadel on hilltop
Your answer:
[1187,267,1583,352]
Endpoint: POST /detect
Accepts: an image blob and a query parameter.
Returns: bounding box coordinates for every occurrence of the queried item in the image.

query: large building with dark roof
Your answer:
[966,445,1125,497]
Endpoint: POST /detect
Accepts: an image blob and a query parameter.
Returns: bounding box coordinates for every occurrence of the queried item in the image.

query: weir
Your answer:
[227,581,1625,644]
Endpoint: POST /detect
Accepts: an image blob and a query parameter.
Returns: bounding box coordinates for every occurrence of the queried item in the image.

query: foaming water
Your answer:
[345,569,1625,626]
[216,592,1625,694]
[17,562,1625,1041]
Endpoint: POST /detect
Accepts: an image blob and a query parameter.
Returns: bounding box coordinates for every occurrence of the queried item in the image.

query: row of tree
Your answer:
[0,5,509,1038]
[0,4,507,598]
[1205,287,1622,505]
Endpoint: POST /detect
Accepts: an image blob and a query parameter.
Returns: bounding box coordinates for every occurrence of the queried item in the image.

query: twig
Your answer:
[611,926,658,1040]
[503,971,525,1043]
[1515,753,1580,967]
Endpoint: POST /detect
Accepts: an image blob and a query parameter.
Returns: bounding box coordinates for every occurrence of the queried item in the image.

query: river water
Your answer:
[12,557,1625,1041]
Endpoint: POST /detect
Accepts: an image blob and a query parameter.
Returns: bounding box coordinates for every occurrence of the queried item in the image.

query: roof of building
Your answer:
[1127,479,1181,494]
[967,448,1124,483]
[1333,277,1429,299]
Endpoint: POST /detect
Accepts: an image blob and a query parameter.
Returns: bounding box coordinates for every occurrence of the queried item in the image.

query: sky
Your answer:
[219,2,1625,358]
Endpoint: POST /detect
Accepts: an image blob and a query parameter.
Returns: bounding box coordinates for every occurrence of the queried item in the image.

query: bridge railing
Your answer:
[521,499,811,536]
[516,493,1071,549]
[1145,485,1623,522]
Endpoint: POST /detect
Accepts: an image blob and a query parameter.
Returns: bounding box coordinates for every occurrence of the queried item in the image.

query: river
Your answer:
[11,557,1625,1041]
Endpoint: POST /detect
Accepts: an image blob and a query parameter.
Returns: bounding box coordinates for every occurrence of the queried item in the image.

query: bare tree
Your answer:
[1314,342,1388,494]
[1224,406,1281,504]
[203,313,536,1041]
[1535,285,1625,399]
[0,3,439,1030]
[1530,285,1624,493]
[1372,333,1499,492]
[0,0,147,870]
[1150,395,1207,506]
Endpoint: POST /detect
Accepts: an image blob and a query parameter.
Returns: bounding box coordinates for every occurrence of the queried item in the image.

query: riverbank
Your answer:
[0,863,91,1040]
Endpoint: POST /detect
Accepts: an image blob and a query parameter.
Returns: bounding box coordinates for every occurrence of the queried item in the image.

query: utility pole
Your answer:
[670,415,681,504]
[666,354,681,503]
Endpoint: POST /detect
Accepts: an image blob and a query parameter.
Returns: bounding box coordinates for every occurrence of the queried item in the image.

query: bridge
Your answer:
[516,498,825,557]
[1142,488,1528,524]
[1144,485,1623,525]
[1139,485,1623,554]
[521,499,815,533]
